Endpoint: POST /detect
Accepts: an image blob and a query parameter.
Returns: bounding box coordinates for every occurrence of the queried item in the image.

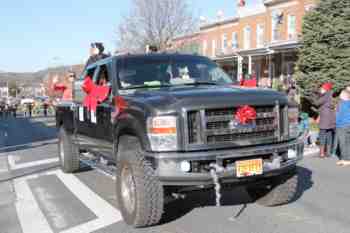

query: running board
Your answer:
[79,152,116,179]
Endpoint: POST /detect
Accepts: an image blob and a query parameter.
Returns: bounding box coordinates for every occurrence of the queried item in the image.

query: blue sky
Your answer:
[0,0,260,72]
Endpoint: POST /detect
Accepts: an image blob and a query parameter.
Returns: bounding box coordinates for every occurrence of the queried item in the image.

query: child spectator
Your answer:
[335,90,350,166]
[299,112,310,145]
[309,117,319,148]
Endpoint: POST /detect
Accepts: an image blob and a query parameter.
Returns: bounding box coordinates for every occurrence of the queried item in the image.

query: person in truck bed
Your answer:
[85,42,110,68]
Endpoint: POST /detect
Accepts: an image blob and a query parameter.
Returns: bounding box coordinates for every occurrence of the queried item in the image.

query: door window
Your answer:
[74,67,97,103]
[94,64,112,102]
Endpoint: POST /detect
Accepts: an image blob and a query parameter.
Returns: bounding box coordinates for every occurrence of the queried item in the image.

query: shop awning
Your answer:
[267,40,300,51]
[213,40,300,62]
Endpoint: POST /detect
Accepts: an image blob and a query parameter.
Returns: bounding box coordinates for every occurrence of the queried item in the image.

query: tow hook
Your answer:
[209,163,224,207]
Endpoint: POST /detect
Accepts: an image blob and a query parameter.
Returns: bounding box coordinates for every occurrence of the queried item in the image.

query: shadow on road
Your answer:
[0,117,57,153]
[293,166,314,202]
[160,166,313,225]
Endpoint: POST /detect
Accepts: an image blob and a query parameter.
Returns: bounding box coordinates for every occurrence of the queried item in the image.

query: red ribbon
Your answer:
[82,76,110,112]
[235,105,257,124]
[111,96,128,119]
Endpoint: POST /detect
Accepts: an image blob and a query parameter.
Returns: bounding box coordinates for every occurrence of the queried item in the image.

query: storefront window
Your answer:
[222,34,227,52]
[272,10,283,41]
[257,24,264,48]
[212,39,216,57]
[202,40,207,56]
[243,26,251,49]
[288,15,296,40]
[232,32,238,49]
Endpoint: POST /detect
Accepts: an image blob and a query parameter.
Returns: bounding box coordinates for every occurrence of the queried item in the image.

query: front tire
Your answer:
[58,127,80,173]
[247,169,299,206]
[116,136,164,227]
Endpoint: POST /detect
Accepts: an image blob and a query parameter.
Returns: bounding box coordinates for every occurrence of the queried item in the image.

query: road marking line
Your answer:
[33,185,70,230]
[8,154,18,169]
[0,156,9,172]
[8,156,59,170]
[51,170,122,233]
[14,176,54,233]
[0,139,58,152]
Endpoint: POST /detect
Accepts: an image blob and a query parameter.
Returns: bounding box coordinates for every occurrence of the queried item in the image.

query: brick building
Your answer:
[172,0,317,87]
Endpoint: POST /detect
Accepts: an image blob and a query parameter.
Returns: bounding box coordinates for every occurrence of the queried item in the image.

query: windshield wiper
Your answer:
[123,82,219,90]
[123,84,172,90]
[180,81,219,86]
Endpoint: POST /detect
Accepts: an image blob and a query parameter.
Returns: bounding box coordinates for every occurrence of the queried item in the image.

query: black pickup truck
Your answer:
[56,53,304,227]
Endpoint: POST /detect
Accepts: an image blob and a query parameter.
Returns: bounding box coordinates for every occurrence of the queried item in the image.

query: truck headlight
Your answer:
[288,107,299,139]
[147,116,178,151]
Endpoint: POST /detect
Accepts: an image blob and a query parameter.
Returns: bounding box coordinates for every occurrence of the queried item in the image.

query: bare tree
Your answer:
[117,0,197,53]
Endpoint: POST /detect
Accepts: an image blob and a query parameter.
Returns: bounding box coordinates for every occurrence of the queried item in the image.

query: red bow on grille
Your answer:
[235,105,257,124]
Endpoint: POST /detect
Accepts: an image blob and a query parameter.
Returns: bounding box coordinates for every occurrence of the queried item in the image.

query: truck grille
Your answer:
[187,106,282,146]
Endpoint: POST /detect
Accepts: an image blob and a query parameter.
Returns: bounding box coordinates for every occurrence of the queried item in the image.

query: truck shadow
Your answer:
[0,117,57,153]
[160,166,313,225]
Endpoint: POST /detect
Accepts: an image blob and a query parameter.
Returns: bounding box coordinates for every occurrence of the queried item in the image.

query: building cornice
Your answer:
[172,32,201,41]
[200,17,239,31]
[263,0,292,6]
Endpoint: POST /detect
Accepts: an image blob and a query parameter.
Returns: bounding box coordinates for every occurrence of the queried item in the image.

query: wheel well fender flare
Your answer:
[113,117,151,158]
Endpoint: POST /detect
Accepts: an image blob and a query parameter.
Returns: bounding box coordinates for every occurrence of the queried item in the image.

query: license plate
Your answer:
[236,159,263,178]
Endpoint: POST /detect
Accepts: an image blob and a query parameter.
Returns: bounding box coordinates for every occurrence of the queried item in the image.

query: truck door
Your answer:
[74,66,99,140]
[94,63,113,144]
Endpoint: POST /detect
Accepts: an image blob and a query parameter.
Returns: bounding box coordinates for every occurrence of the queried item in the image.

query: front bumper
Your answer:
[146,137,304,186]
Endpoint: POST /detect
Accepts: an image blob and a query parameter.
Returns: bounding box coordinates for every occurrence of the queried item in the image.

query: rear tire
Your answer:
[116,136,164,227]
[58,127,80,173]
[247,169,299,206]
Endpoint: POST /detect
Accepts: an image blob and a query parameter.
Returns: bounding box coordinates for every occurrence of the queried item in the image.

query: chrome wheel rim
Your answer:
[121,165,136,214]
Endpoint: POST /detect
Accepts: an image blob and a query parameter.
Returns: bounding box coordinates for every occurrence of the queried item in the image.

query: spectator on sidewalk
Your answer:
[27,103,33,118]
[12,104,17,118]
[335,89,350,166]
[43,102,48,117]
[312,83,336,158]
[299,112,310,146]
[309,117,319,148]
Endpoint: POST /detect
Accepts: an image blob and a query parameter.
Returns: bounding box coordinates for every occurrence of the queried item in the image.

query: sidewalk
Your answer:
[304,146,320,157]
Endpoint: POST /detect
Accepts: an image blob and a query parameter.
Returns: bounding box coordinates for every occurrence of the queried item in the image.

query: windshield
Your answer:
[117,55,233,89]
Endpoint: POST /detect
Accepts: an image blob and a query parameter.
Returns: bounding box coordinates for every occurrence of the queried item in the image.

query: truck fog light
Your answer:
[180,161,191,172]
[288,149,297,159]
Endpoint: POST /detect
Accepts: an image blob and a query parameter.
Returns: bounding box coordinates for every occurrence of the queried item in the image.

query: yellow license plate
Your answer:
[236,159,263,178]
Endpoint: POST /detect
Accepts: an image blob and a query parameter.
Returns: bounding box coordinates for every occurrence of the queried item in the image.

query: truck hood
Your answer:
[122,85,288,114]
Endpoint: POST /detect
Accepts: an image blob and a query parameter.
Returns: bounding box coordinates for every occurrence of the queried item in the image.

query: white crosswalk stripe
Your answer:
[8,155,59,170]
[14,174,54,233]
[7,151,123,233]
[12,168,123,233]
[53,170,123,233]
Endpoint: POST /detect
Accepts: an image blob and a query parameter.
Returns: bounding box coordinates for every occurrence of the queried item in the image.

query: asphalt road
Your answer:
[0,116,350,233]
